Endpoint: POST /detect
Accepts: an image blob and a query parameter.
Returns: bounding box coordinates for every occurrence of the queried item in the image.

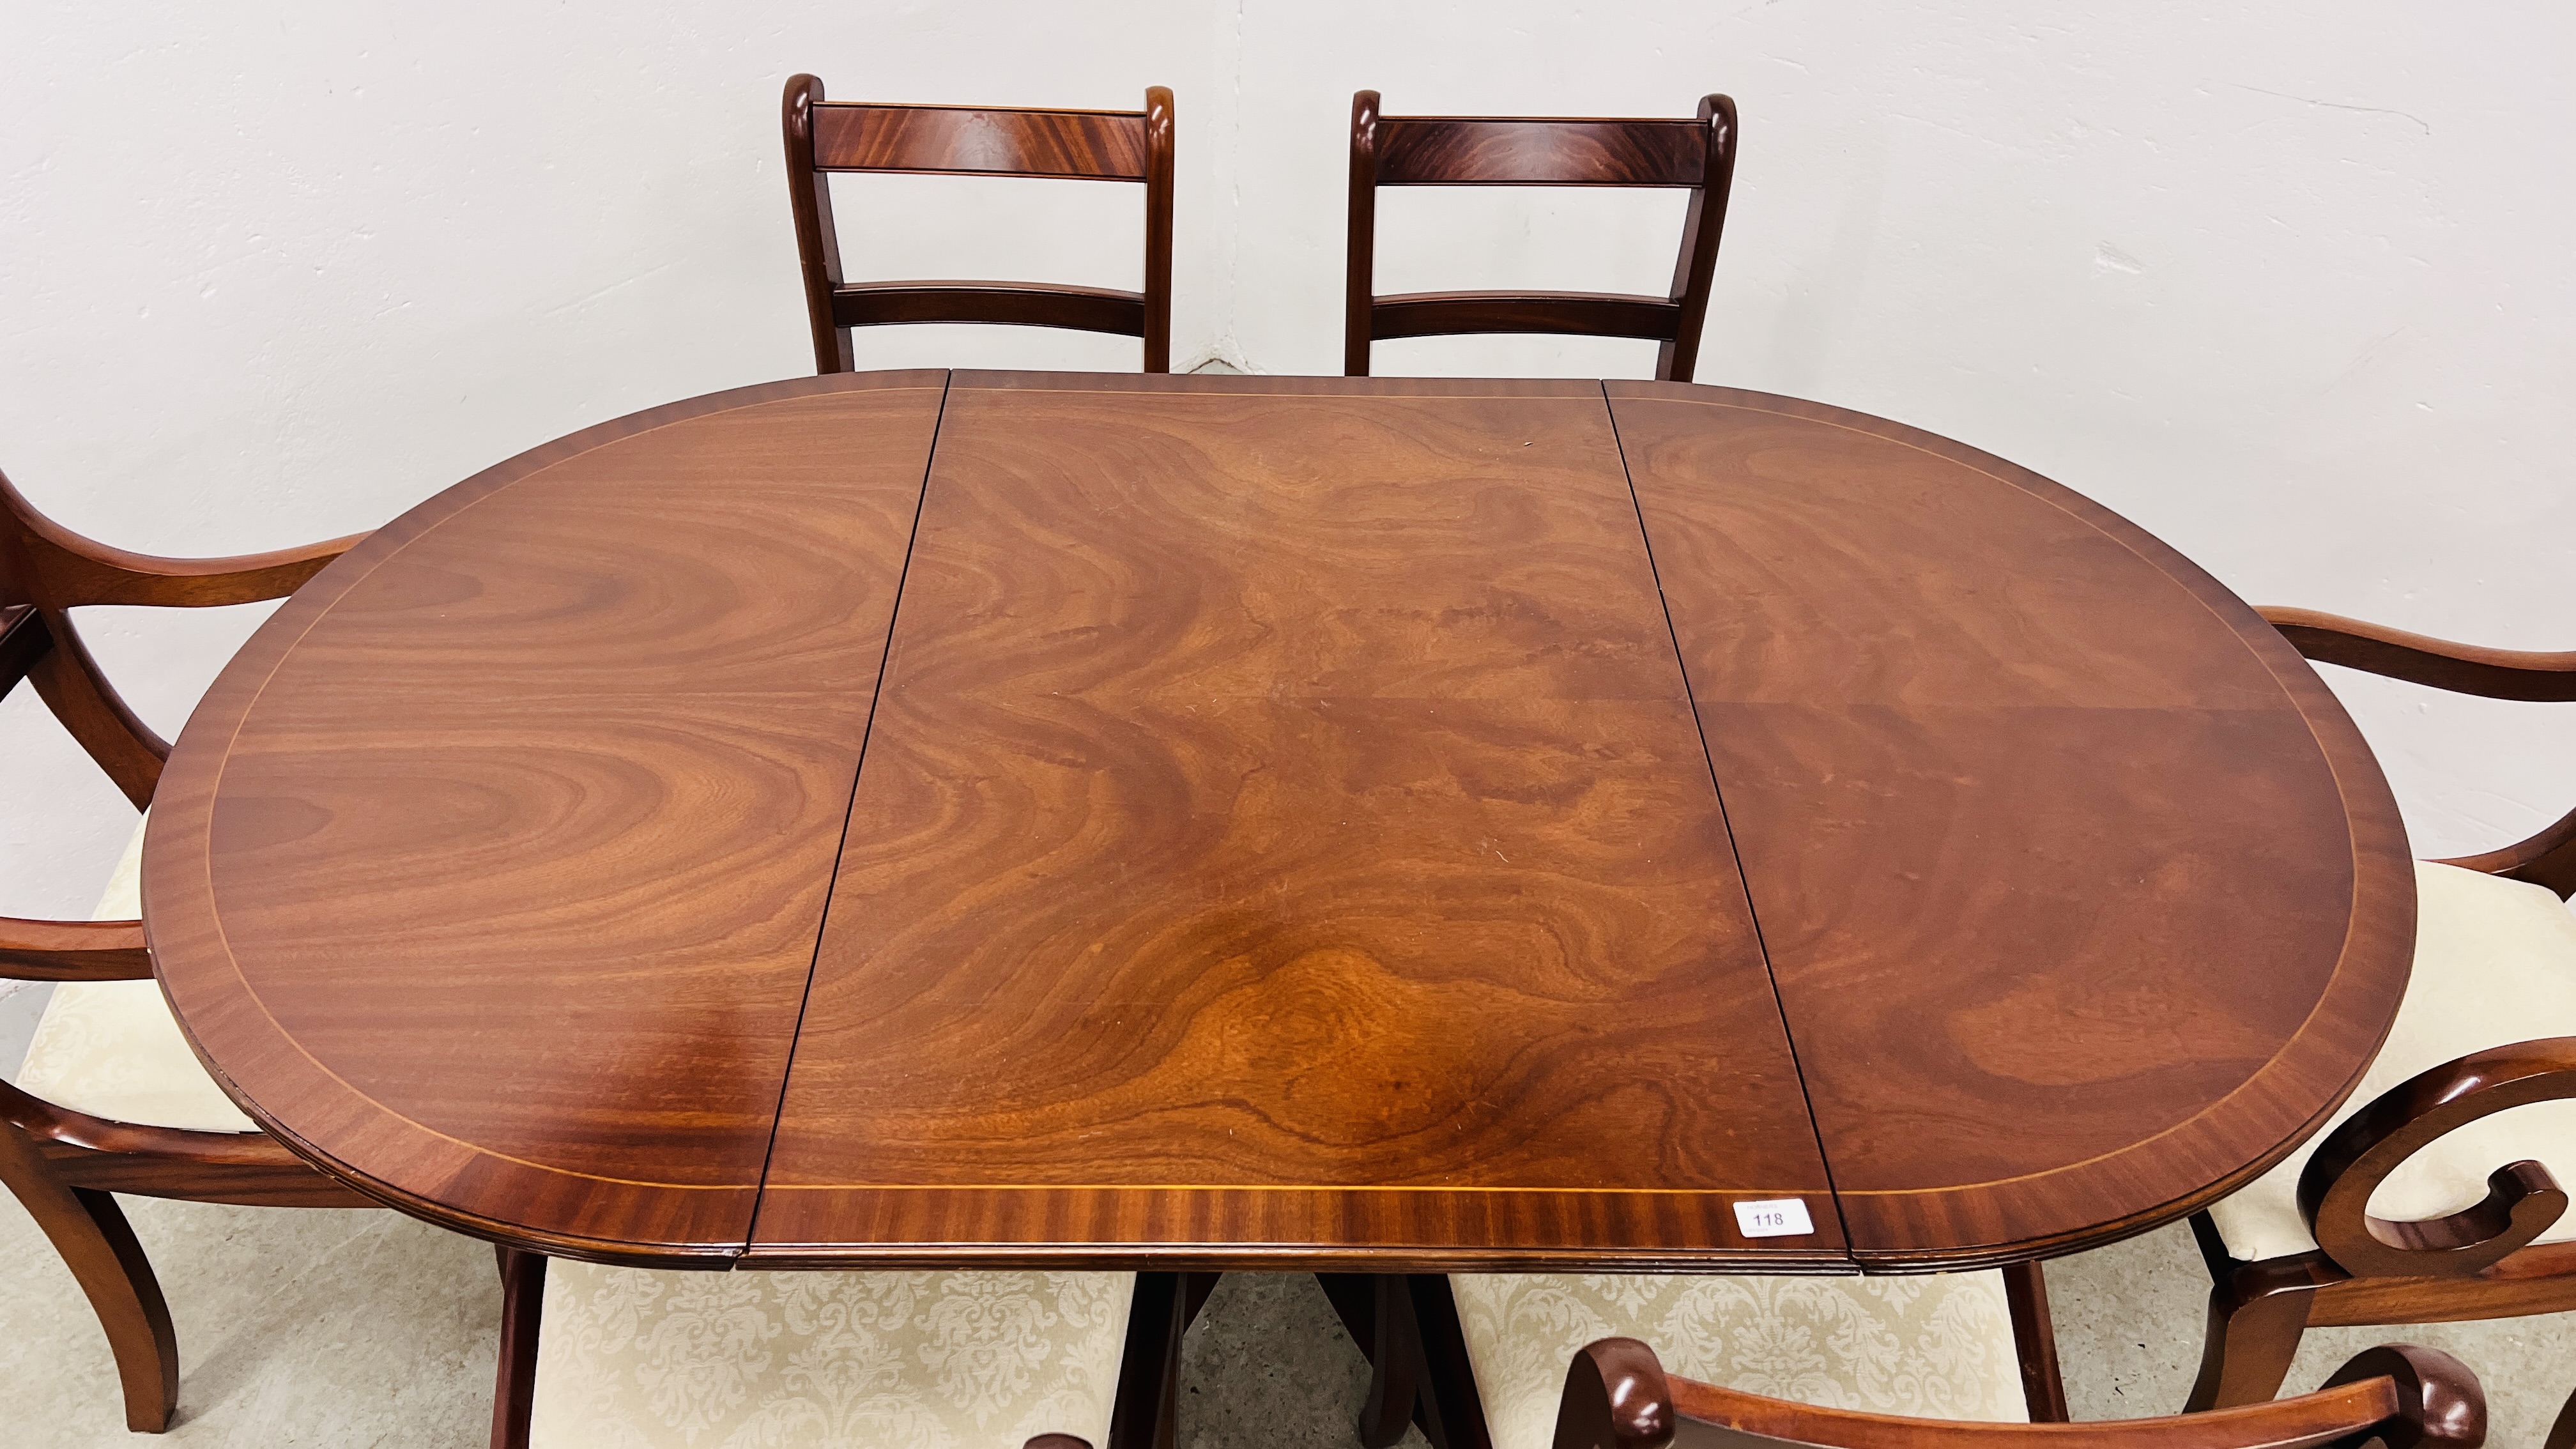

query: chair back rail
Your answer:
[1375,115,1708,187]
[1345,90,1737,381]
[831,280,1146,335]
[809,102,1155,178]
[783,75,1176,374]
[1559,1337,2480,1449]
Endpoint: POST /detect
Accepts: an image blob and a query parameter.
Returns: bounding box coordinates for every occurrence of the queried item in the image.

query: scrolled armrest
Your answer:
[2261,606,2576,702]
[1556,1338,1675,1449]
[2318,1344,2485,1449]
[0,916,152,980]
[2297,1038,2576,1278]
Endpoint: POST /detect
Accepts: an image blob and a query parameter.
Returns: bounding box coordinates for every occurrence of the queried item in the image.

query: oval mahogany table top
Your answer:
[142,369,2412,1273]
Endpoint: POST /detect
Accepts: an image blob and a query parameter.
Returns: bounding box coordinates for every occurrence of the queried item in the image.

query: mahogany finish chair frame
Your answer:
[1343,90,1738,381]
[783,75,1177,374]
[1558,1336,2480,1449]
[2185,607,2576,1437]
[486,1252,1217,1449]
[0,470,368,1432]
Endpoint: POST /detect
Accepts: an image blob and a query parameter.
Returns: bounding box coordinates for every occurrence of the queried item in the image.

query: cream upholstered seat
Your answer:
[2206,859,2576,1264]
[12,811,256,1134]
[528,1261,1137,1448]
[1449,1271,2026,1449]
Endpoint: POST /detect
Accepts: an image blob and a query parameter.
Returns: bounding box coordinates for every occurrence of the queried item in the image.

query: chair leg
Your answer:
[489,1245,546,1449]
[2002,1259,2069,1422]
[1405,1275,1492,1449]
[1106,1271,1196,1449]
[2183,1258,2329,1411]
[0,1126,178,1432]
[1357,1276,1422,1448]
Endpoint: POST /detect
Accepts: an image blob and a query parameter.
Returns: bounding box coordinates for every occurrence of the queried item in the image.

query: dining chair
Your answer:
[487,1250,1215,1449]
[781,74,1177,374]
[2183,606,2576,1429]
[1325,1268,2057,1449]
[1548,1336,2480,1449]
[0,468,369,1432]
[1343,89,1738,381]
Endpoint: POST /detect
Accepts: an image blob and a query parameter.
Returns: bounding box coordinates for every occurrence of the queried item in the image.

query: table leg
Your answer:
[2004,1258,2069,1422]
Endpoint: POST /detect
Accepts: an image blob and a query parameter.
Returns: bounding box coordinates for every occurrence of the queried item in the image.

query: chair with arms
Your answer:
[782,74,1177,375]
[488,1250,1216,1449]
[2183,608,2576,1434]
[1551,1336,2480,1449]
[0,468,369,1432]
[1343,89,1738,381]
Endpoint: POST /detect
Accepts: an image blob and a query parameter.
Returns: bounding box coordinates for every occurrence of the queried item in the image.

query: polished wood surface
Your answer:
[142,371,2410,1274]
[786,76,1176,374]
[2,467,370,1431]
[753,374,1830,1268]
[1557,1337,2480,1449]
[1345,94,1737,382]
[146,371,945,1262]
[1611,382,2413,1269]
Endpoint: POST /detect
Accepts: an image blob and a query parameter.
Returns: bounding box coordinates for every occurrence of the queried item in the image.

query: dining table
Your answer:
[137,369,2414,1286]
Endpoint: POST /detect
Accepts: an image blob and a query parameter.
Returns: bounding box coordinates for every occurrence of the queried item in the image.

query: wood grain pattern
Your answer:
[144,372,946,1263]
[1607,382,2414,1269]
[751,372,1838,1269]
[1374,117,1708,187]
[141,371,2406,1276]
[811,102,1156,179]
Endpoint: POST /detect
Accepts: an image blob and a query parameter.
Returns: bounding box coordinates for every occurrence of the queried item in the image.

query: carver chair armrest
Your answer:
[2260,607,2576,702]
[4,469,360,610]
[2262,606,2576,898]
[0,916,151,980]
[2294,1037,2576,1279]
[1555,1336,2480,1449]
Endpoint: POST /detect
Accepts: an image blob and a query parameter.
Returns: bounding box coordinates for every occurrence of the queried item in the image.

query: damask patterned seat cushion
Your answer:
[1450,1271,2025,1449]
[2205,860,2576,1264]
[12,811,258,1134]
[528,1262,1136,1449]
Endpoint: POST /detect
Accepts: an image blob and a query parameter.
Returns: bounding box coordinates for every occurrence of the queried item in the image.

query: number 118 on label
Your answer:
[1732,1198,1815,1238]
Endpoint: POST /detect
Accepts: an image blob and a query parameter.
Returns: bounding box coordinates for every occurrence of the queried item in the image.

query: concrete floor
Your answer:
[5,1195,2574,1447]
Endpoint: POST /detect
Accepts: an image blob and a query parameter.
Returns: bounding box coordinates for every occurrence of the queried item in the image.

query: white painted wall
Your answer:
[5,1,2572,935]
